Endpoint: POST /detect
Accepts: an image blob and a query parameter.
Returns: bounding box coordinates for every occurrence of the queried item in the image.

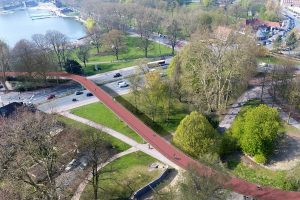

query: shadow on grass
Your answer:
[113,94,171,136]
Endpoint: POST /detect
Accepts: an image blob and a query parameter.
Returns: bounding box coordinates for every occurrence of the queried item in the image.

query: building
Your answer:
[281,0,300,7]
[246,18,281,31]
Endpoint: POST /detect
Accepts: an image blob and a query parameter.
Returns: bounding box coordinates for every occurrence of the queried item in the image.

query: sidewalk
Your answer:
[219,85,300,131]
[60,112,179,170]
[71,147,138,200]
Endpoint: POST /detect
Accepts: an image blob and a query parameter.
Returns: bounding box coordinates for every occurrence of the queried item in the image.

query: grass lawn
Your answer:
[116,94,189,136]
[70,103,144,143]
[88,36,172,63]
[83,60,136,76]
[58,116,130,152]
[80,152,162,200]
[227,161,297,190]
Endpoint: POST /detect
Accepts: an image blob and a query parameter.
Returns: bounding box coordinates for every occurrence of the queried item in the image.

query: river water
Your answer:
[0,8,86,47]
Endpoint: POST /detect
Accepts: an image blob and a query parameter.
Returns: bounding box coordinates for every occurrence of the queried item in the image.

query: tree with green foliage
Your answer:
[64,59,83,74]
[173,111,220,158]
[230,104,280,164]
[286,32,298,50]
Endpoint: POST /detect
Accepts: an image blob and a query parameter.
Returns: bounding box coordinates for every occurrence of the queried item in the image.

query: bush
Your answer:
[253,154,267,164]
[173,111,220,158]
[231,104,280,160]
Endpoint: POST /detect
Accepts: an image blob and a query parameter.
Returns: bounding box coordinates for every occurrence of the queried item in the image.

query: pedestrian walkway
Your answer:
[219,85,300,132]
[60,112,179,169]
[71,147,138,200]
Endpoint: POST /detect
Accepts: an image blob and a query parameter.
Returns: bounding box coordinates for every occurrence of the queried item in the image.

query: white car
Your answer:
[117,81,129,88]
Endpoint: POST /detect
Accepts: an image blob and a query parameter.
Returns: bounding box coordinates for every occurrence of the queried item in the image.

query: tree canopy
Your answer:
[173,111,220,158]
[230,104,280,163]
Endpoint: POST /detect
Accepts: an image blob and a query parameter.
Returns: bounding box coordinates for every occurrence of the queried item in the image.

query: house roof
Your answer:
[246,18,281,28]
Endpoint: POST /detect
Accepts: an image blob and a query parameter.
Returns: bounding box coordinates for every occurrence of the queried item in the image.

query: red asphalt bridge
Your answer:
[5,72,300,200]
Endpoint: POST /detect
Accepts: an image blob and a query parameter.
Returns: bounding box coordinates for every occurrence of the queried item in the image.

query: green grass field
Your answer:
[88,36,172,63]
[83,60,136,76]
[75,36,172,75]
[80,152,161,200]
[70,103,144,143]
[58,116,130,152]
[116,94,189,136]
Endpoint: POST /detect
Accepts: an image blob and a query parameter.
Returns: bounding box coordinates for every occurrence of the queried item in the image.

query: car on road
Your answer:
[113,73,122,78]
[47,94,56,100]
[75,91,84,95]
[72,98,78,102]
[86,92,93,97]
[117,81,129,88]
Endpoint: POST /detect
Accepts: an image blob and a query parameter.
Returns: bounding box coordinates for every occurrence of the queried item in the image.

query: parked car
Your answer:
[47,94,56,100]
[86,92,93,97]
[113,73,122,78]
[75,91,84,95]
[117,81,129,88]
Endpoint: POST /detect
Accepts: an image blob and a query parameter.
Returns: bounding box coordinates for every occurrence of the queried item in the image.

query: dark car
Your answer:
[75,91,84,95]
[86,92,93,97]
[113,73,122,78]
[47,94,56,100]
[72,98,78,102]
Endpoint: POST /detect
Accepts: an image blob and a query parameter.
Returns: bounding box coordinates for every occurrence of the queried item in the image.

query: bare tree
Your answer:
[0,39,10,91]
[135,8,162,57]
[89,25,103,54]
[11,39,38,78]
[82,132,111,200]
[76,44,90,68]
[165,17,181,55]
[45,30,69,70]
[0,110,62,199]
[103,29,124,60]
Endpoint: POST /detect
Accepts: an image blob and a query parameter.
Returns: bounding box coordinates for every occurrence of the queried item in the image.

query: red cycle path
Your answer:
[5,72,300,200]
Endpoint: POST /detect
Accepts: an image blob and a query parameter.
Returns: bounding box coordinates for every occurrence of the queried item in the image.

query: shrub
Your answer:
[253,154,267,164]
[173,111,220,158]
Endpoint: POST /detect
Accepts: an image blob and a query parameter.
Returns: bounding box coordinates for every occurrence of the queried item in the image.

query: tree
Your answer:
[76,44,90,68]
[81,133,110,200]
[89,25,103,54]
[135,8,162,57]
[286,32,298,50]
[165,17,181,55]
[154,168,228,200]
[45,30,69,70]
[173,111,220,158]
[63,59,83,74]
[0,110,62,199]
[11,39,38,77]
[0,39,10,91]
[173,32,257,113]
[231,104,280,163]
[104,29,124,60]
